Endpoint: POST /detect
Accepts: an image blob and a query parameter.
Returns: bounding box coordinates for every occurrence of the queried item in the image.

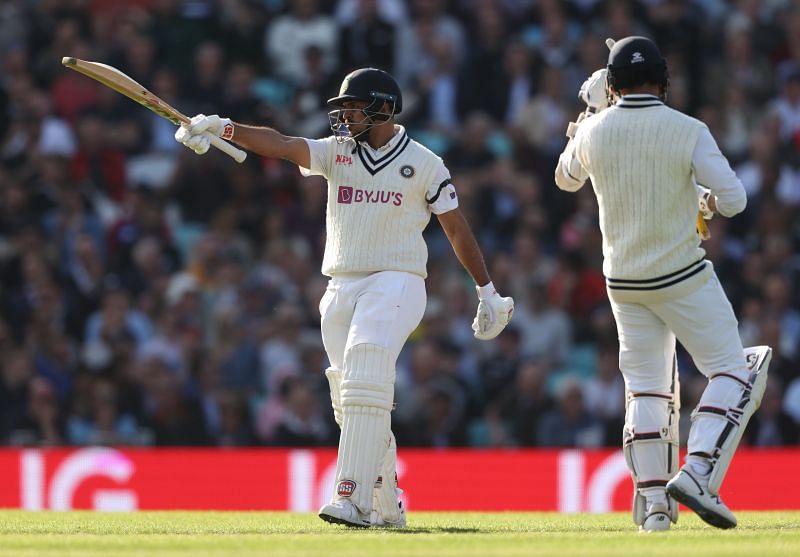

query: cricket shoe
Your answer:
[666,466,736,529]
[318,499,370,528]
[640,502,671,533]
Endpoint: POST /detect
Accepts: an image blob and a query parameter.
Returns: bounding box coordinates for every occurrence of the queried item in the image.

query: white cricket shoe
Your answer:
[372,493,406,528]
[666,466,737,529]
[640,502,671,533]
[318,499,370,528]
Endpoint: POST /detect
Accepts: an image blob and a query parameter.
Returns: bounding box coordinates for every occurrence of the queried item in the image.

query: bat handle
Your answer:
[697,212,711,240]
[205,132,247,163]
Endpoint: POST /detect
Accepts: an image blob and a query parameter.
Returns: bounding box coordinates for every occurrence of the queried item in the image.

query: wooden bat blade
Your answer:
[62,57,186,125]
[61,56,247,163]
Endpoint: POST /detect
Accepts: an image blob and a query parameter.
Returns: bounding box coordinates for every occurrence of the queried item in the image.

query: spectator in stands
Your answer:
[537,378,604,448]
[582,341,625,446]
[337,0,398,74]
[0,350,35,443]
[746,377,800,446]
[494,358,554,447]
[67,377,144,446]
[272,377,332,446]
[8,376,65,446]
[265,0,338,86]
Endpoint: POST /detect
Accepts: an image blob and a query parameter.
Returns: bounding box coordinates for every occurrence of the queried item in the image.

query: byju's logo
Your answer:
[337,185,403,206]
[338,185,353,204]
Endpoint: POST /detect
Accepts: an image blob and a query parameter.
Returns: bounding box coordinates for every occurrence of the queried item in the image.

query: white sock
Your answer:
[641,488,667,510]
[687,455,711,476]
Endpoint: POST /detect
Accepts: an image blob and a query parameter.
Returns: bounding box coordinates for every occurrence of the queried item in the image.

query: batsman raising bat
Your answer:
[174,67,513,528]
[555,36,770,532]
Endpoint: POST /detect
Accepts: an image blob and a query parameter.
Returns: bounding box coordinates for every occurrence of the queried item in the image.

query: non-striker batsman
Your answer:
[174,67,513,527]
[555,36,771,532]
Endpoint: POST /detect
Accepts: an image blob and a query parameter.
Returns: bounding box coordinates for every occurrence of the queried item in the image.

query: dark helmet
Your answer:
[607,36,669,98]
[328,67,402,114]
[327,68,402,141]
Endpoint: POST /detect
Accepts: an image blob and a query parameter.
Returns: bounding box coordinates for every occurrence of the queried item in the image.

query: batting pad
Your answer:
[334,343,395,514]
[374,432,402,523]
[624,393,679,525]
[325,368,343,427]
[327,364,400,521]
[689,346,771,495]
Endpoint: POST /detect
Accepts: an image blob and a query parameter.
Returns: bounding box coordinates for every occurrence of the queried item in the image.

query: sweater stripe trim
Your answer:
[617,95,663,109]
[606,258,705,284]
[357,135,411,175]
[606,261,707,291]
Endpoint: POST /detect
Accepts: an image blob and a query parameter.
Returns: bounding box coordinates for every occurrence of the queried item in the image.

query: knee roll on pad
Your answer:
[624,379,680,525]
[341,343,395,411]
[689,346,771,495]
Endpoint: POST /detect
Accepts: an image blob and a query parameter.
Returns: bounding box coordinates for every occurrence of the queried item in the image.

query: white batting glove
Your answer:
[472,282,515,341]
[578,69,609,113]
[696,184,714,220]
[174,114,234,155]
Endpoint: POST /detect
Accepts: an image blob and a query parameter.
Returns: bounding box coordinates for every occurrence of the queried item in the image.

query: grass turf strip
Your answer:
[0,510,798,557]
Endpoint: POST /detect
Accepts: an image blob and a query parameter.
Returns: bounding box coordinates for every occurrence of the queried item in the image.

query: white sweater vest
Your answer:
[575,100,707,283]
[318,133,443,278]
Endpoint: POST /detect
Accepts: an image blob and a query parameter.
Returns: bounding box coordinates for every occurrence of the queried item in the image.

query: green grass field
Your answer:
[1,510,799,557]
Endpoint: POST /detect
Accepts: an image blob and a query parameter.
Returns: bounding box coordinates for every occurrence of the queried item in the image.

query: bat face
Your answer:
[62,56,247,163]
[62,57,187,125]
[132,92,183,125]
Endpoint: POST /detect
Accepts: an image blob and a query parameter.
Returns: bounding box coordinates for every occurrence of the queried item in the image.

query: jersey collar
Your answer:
[617,94,663,109]
[356,125,411,176]
[358,125,406,155]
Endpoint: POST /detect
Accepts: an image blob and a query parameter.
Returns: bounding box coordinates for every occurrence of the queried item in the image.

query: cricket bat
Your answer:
[61,57,246,163]
[697,212,711,240]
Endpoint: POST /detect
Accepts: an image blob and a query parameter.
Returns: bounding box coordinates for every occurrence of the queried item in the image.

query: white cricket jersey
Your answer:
[554,95,746,300]
[299,125,458,278]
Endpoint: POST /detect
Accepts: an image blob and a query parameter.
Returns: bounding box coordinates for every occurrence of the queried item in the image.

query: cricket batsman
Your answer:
[554,36,771,532]
[174,67,514,527]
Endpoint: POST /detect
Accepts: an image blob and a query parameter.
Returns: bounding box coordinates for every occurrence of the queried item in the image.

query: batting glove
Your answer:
[578,69,609,113]
[174,114,234,155]
[472,282,515,341]
[697,184,714,220]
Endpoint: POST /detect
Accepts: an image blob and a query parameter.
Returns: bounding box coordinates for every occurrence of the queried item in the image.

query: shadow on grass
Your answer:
[385,527,482,534]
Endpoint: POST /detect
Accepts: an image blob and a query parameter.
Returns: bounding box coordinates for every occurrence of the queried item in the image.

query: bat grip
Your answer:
[204,132,247,163]
[697,212,711,240]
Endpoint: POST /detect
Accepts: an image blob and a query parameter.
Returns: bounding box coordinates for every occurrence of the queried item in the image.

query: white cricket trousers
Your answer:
[610,273,747,395]
[319,271,427,370]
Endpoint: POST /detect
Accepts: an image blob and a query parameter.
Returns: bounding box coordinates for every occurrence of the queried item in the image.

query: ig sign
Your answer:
[20,448,136,511]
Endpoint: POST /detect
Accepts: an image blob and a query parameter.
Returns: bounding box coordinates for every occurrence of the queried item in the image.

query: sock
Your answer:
[641,487,667,510]
[687,455,711,476]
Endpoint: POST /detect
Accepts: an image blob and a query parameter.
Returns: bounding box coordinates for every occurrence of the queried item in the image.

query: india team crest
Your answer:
[400,165,415,178]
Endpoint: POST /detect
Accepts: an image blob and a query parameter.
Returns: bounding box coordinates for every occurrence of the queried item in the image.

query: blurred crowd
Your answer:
[1,0,799,450]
